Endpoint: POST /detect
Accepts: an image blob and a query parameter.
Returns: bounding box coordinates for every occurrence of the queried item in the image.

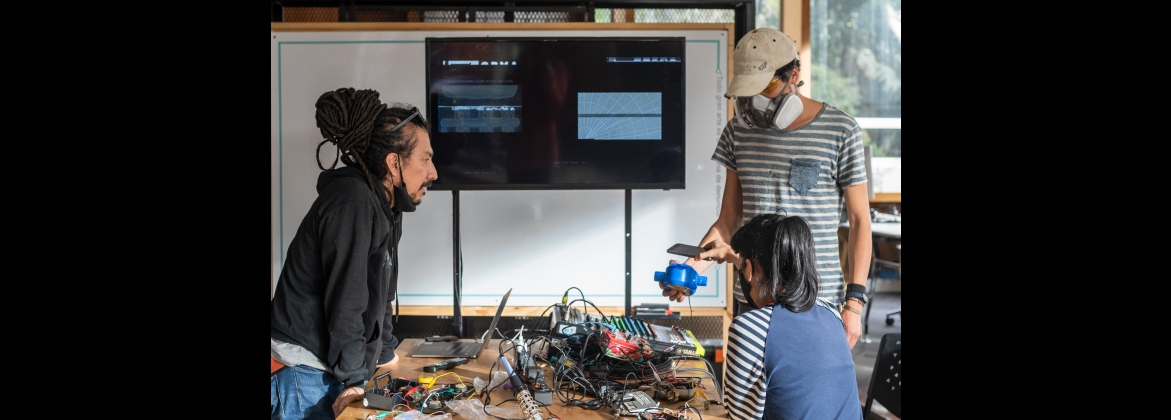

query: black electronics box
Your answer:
[363,372,420,411]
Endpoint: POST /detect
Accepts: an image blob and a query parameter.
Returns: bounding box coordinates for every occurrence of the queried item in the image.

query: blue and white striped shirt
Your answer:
[713,103,867,309]
[723,300,862,420]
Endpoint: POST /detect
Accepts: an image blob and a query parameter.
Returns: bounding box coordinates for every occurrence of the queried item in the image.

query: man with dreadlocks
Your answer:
[270,87,438,420]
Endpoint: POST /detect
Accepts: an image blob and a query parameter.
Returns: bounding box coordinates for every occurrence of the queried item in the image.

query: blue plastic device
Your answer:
[654,263,708,296]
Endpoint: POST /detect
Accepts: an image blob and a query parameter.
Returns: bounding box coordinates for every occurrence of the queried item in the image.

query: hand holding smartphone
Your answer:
[667,243,714,261]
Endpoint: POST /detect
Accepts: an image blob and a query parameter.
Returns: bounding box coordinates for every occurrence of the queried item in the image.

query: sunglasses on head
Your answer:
[390,107,421,132]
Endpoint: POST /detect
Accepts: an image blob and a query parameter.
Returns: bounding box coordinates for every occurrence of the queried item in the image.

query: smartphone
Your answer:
[667,243,714,261]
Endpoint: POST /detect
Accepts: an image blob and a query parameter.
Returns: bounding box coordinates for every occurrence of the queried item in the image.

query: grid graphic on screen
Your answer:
[577,92,662,140]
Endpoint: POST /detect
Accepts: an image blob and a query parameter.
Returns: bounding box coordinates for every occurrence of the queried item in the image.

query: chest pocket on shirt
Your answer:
[788,158,822,193]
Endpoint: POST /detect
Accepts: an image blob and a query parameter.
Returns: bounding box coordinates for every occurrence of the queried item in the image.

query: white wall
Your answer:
[271,27,732,307]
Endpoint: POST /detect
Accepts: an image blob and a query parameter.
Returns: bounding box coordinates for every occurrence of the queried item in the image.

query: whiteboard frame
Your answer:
[271,23,735,313]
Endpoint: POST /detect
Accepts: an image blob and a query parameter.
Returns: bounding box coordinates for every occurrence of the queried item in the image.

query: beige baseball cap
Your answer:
[725,28,798,98]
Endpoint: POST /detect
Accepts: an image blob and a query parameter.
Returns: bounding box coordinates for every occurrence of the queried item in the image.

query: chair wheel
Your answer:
[885,317,895,326]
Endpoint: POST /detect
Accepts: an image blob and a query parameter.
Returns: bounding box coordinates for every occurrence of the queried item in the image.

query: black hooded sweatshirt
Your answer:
[270,165,402,389]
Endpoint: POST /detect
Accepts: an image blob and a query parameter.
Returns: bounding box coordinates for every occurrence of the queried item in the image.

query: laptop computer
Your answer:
[408,288,511,358]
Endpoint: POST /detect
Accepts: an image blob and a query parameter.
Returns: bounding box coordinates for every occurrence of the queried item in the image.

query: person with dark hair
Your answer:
[703,213,862,419]
[270,87,438,420]
[662,27,872,349]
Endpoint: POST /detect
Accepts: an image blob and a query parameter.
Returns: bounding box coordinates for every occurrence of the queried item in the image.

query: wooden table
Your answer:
[337,338,729,420]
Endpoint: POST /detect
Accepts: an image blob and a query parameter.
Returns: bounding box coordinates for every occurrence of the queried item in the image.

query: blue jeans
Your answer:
[271,365,344,420]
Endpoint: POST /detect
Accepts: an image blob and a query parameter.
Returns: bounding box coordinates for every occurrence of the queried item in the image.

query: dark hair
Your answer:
[773,58,801,83]
[314,87,430,197]
[730,213,819,312]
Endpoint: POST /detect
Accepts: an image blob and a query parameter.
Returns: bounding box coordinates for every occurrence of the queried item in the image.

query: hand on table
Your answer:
[332,386,365,418]
[333,354,400,417]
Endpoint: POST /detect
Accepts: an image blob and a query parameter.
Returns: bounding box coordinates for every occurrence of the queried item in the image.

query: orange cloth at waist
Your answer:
[271,356,286,375]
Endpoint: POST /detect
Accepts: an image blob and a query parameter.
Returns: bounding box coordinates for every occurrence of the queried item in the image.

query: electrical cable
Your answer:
[563,287,587,316]
[538,303,561,319]
[565,298,607,319]
[665,355,725,403]
[524,287,720,419]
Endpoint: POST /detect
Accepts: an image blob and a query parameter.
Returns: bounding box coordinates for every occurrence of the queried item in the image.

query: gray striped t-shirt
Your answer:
[713,103,867,309]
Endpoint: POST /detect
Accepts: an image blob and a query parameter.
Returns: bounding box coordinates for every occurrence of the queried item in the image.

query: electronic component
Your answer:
[420,383,474,414]
[639,407,691,420]
[606,316,704,357]
[549,304,603,332]
[423,357,469,373]
[600,328,655,363]
[517,346,534,371]
[640,377,702,403]
[612,390,659,416]
[364,372,422,410]
[666,243,713,261]
[525,364,553,406]
[500,356,544,420]
[552,321,588,337]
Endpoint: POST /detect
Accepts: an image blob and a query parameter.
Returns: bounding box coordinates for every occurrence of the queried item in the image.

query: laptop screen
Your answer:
[408,288,512,359]
[480,288,512,344]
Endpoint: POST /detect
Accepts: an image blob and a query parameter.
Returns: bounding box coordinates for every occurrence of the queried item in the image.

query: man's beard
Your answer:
[409,182,432,205]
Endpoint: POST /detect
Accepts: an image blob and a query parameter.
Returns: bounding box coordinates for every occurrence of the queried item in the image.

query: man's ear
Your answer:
[792,66,805,93]
[385,152,399,169]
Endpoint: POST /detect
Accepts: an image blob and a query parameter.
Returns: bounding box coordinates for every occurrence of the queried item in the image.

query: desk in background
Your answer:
[864,222,900,342]
[839,221,901,343]
[338,338,729,420]
[867,222,901,333]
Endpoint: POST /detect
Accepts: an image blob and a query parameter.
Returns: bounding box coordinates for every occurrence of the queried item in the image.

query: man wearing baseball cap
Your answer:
[662,28,873,350]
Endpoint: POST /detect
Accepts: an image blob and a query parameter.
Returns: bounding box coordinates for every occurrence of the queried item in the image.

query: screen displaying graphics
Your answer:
[578,92,662,140]
[425,37,686,190]
[438,85,521,133]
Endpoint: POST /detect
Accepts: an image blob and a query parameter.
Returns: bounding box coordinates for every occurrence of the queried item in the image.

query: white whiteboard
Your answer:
[271,27,731,307]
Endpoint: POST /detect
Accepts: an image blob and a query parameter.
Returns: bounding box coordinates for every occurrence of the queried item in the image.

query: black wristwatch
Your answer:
[845,284,867,304]
[846,292,867,305]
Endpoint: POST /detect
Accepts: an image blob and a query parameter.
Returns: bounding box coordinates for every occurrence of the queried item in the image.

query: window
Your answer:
[807,0,902,193]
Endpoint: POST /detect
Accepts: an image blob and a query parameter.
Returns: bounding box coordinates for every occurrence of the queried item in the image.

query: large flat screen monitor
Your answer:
[425,37,686,190]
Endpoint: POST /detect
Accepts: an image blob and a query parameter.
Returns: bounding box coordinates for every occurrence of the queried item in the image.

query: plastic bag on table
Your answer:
[484,404,523,419]
[444,398,486,420]
[473,370,510,394]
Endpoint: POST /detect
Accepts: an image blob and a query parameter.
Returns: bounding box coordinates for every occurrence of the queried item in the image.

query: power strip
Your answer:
[525,365,553,406]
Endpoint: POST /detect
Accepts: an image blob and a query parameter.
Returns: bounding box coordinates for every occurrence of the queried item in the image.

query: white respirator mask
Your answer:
[734,80,805,129]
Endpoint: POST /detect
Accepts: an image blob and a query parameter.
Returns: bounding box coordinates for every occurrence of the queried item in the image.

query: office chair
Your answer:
[885,308,901,326]
[863,333,901,419]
